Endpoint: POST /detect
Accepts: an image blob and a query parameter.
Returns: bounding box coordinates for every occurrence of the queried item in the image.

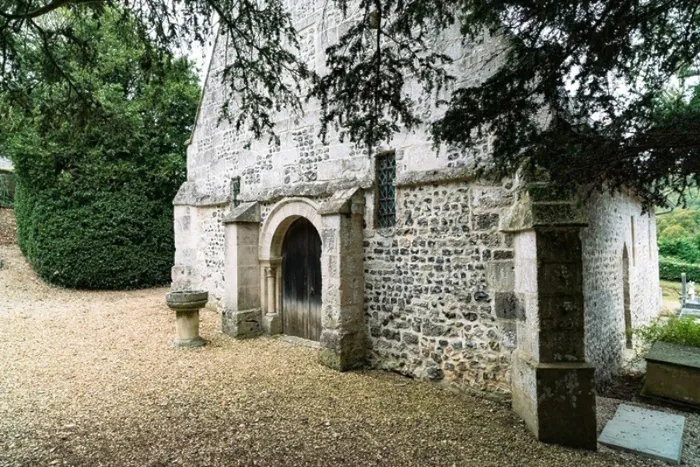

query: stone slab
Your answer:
[646,341,700,370]
[684,299,700,310]
[679,307,700,320]
[598,404,685,465]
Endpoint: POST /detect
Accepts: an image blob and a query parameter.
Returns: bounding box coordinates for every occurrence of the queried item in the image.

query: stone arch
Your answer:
[225,191,366,370]
[259,198,323,261]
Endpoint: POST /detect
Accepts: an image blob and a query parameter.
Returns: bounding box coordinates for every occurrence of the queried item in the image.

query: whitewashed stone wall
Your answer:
[582,190,661,387]
[176,1,498,304]
[174,0,661,392]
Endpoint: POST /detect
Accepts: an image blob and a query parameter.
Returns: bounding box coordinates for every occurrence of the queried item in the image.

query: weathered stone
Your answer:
[507,204,597,450]
[222,308,262,338]
[318,330,366,371]
[486,260,515,292]
[493,292,516,319]
[642,341,700,406]
[598,404,685,465]
[222,202,261,224]
[511,350,597,450]
[166,290,209,348]
[474,213,500,231]
[172,2,662,441]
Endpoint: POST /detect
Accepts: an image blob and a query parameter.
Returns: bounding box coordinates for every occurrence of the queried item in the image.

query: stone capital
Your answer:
[318,187,365,216]
[500,183,587,233]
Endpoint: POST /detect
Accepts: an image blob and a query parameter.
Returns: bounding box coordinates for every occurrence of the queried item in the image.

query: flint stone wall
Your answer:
[173,0,661,391]
[364,181,516,391]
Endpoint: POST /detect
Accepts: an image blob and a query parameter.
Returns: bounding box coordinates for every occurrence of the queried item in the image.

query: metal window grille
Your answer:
[376,152,396,228]
[232,177,241,207]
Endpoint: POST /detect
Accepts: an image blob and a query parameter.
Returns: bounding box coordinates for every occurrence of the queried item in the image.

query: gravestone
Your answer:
[598,404,685,465]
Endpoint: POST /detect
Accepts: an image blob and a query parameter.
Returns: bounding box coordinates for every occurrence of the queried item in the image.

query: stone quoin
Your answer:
[172,0,661,450]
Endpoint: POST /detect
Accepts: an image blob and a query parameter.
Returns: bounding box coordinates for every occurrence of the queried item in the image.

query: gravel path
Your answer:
[0,208,15,245]
[0,243,697,466]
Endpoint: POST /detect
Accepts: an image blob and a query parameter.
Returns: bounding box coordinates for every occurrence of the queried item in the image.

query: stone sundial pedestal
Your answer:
[166,290,208,348]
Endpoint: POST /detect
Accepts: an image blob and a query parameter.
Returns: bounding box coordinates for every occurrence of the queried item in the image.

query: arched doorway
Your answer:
[281,217,322,341]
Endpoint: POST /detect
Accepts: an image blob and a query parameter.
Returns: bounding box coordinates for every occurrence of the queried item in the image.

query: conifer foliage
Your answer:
[2,1,700,206]
[1,9,200,289]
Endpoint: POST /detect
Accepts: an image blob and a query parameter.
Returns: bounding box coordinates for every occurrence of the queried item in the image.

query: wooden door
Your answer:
[282,217,322,341]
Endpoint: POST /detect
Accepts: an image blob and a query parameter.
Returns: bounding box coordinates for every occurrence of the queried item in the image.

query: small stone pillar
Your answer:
[166,290,208,348]
[262,262,281,335]
[318,188,366,371]
[222,202,263,338]
[501,184,597,450]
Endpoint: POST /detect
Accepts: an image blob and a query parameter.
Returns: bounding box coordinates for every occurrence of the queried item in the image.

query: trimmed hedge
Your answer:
[3,10,199,290]
[659,256,700,282]
[14,182,176,289]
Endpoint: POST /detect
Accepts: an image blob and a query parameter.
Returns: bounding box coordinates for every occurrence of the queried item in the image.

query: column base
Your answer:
[262,313,281,335]
[173,336,206,348]
[318,329,366,371]
[512,349,597,450]
[222,308,262,338]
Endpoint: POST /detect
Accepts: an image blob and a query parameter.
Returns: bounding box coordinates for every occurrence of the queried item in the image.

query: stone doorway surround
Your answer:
[221,188,366,371]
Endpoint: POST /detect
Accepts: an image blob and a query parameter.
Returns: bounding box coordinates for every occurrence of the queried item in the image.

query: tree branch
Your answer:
[0,0,95,20]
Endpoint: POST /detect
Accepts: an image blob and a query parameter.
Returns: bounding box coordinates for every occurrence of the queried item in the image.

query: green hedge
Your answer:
[0,172,14,208]
[659,256,700,282]
[14,182,176,289]
[2,9,199,290]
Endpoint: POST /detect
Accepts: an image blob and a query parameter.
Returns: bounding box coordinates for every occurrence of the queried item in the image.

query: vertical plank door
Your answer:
[282,217,322,341]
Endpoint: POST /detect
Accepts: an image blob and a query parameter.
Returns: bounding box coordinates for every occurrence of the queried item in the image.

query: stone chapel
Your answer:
[172,0,661,449]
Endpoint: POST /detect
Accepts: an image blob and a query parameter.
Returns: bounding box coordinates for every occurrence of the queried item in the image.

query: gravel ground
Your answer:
[0,208,16,245]
[0,243,698,466]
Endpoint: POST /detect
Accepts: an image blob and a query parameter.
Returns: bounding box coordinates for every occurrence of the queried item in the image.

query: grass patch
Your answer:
[660,280,682,314]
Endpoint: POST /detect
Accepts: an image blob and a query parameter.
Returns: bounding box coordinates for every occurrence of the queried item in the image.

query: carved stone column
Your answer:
[221,202,262,338]
[262,263,281,335]
[501,183,597,450]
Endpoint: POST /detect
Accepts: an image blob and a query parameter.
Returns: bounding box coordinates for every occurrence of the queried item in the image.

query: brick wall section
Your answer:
[581,190,660,388]
[363,182,516,392]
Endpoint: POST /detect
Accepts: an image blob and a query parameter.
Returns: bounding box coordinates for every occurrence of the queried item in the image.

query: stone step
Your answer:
[680,308,700,320]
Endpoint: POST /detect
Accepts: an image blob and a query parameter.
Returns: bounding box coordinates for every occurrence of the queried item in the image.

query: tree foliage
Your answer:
[0,9,200,289]
[1,0,307,143]
[2,1,700,205]
[317,0,700,206]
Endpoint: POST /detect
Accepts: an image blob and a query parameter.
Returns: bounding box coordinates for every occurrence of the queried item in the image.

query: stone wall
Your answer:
[174,0,662,393]
[173,204,228,307]
[581,190,661,387]
[363,181,516,392]
[176,2,502,308]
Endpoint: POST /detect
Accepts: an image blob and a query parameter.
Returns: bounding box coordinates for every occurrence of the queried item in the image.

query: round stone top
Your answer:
[166,290,209,311]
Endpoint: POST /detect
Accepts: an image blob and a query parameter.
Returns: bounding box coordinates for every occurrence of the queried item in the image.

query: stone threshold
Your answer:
[276,335,321,349]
